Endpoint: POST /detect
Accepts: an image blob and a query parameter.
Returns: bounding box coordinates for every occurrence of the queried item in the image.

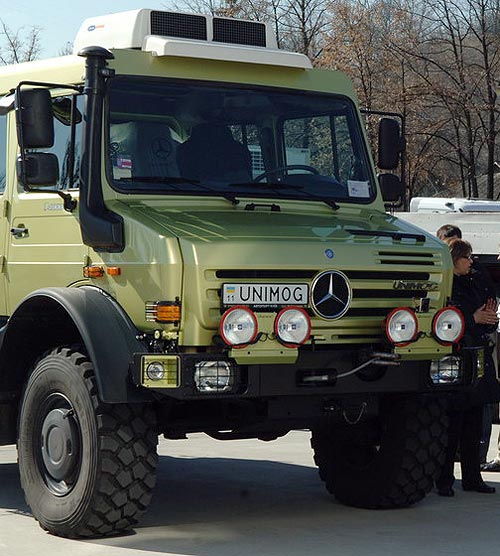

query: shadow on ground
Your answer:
[2,448,500,556]
[0,462,31,517]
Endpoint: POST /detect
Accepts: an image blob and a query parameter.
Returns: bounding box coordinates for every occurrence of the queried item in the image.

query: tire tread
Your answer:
[19,346,158,538]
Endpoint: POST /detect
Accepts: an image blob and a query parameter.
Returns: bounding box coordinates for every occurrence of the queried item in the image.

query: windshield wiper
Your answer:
[231,181,302,190]
[229,181,339,210]
[119,176,200,184]
[118,176,240,205]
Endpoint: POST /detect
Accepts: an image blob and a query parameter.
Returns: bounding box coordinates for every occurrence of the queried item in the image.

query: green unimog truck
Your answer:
[0,8,472,538]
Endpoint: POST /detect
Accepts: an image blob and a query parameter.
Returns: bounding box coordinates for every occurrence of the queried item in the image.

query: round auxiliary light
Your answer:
[432,307,465,345]
[220,306,258,347]
[146,361,165,381]
[385,307,419,346]
[274,306,311,347]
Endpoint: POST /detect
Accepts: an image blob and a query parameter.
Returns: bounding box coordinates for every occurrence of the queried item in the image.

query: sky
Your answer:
[1,1,183,59]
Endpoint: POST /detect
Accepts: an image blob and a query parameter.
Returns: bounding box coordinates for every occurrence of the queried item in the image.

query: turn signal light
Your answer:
[145,301,181,323]
[106,266,121,276]
[83,265,104,278]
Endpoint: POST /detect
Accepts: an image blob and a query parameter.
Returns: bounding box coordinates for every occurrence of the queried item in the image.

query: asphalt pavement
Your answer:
[1,427,499,556]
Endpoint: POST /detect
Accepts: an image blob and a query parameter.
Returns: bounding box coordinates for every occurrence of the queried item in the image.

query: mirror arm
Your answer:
[58,190,78,212]
[21,186,77,213]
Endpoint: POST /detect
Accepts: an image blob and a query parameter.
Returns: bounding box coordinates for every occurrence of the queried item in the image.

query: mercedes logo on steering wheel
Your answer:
[310,270,351,320]
[151,137,172,159]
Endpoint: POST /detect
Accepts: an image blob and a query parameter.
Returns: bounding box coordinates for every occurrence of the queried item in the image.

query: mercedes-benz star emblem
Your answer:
[151,137,172,159]
[310,270,351,320]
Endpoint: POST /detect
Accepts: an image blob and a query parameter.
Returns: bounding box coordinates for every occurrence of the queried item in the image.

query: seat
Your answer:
[176,123,252,183]
[110,121,179,179]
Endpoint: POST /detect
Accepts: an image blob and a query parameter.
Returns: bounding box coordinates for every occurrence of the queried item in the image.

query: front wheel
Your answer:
[311,396,448,508]
[18,346,158,538]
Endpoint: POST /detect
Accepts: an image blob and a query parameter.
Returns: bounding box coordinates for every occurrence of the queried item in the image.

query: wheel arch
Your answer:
[0,287,149,406]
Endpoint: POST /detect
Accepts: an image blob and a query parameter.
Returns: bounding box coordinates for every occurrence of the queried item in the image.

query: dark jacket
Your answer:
[451,271,500,405]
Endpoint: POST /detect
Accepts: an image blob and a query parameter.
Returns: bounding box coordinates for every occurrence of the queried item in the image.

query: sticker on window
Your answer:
[347,180,370,198]
[113,156,132,179]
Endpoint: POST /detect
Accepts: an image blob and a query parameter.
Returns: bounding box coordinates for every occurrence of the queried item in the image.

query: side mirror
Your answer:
[16,88,54,149]
[379,173,405,205]
[16,153,59,187]
[378,118,404,170]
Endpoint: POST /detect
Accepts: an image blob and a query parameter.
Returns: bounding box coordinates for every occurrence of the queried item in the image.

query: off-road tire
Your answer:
[18,346,158,538]
[311,396,448,508]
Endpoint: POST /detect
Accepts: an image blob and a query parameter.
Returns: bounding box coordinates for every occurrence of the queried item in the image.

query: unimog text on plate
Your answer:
[0,8,475,538]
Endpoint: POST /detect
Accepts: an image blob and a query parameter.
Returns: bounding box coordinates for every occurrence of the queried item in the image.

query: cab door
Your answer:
[5,94,86,312]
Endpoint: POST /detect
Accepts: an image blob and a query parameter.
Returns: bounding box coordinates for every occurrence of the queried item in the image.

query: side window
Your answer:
[0,114,6,194]
[32,94,82,190]
[283,114,368,184]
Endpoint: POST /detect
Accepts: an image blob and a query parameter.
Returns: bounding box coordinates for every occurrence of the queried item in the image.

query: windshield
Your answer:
[106,77,375,203]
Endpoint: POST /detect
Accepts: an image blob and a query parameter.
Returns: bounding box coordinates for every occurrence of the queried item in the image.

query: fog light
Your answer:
[194,360,234,393]
[432,307,464,345]
[146,361,165,381]
[275,306,311,347]
[220,306,258,347]
[141,355,179,388]
[430,356,462,384]
[385,307,418,345]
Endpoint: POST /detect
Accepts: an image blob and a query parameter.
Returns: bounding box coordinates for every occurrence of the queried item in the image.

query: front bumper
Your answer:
[131,347,477,400]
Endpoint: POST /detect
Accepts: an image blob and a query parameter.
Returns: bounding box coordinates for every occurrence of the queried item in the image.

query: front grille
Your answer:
[376,250,440,267]
[209,259,445,342]
[150,11,207,41]
[345,257,441,317]
[216,269,316,279]
[213,18,267,47]
[345,270,429,280]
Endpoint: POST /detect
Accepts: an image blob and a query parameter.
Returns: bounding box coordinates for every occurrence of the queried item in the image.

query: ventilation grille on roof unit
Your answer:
[149,10,268,47]
[213,17,267,47]
[150,11,208,40]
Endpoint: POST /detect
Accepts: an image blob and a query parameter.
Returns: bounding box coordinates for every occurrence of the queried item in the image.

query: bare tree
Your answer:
[396,0,500,198]
[59,42,74,57]
[0,21,42,64]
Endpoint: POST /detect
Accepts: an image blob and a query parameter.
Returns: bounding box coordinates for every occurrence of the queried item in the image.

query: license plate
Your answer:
[222,283,309,306]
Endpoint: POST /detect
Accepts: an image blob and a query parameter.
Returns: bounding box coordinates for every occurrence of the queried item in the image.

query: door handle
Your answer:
[10,227,29,238]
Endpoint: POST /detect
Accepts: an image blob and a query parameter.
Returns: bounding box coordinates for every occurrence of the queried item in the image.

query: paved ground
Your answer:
[1,427,500,556]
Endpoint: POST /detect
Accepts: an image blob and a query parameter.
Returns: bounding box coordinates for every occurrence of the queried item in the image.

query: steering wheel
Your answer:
[254,164,319,182]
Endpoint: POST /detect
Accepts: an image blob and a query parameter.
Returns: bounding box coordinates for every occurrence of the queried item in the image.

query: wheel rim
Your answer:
[38,394,81,496]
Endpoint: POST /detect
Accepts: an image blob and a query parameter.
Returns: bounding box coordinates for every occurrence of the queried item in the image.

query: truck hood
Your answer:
[132,202,443,247]
[122,201,451,346]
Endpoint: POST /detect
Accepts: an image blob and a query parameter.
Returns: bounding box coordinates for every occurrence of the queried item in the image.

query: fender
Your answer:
[0,286,150,403]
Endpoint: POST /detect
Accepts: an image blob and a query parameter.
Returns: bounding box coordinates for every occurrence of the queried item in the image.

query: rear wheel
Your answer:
[18,346,158,538]
[311,396,448,508]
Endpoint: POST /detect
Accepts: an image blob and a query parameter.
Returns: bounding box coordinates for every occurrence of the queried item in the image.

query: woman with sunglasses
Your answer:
[436,239,500,497]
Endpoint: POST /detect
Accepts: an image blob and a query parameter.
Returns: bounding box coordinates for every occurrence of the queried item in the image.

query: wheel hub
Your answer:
[41,407,80,485]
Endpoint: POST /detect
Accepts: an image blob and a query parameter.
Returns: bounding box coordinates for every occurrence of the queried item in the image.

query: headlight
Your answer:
[385,307,418,345]
[432,307,464,345]
[194,360,234,393]
[274,306,311,346]
[430,356,462,384]
[219,306,258,347]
